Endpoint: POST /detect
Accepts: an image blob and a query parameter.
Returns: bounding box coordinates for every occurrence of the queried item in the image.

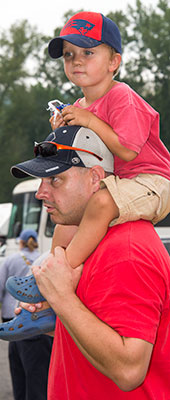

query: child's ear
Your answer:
[109,53,121,73]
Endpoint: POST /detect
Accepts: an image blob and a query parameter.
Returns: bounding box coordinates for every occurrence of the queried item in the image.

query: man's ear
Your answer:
[90,166,105,192]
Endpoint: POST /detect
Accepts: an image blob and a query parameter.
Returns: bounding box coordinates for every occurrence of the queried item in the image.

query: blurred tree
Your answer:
[0,2,169,203]
[36,9,83,102]
[0,21,58,201]
[0,20,44,104]
[117,0,170,147]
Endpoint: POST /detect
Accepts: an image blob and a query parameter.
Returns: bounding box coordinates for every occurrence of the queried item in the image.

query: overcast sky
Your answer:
[1,0,157,36]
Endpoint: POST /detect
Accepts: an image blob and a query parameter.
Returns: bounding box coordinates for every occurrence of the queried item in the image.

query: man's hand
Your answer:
[15,300,50,315]
[14,301,55,337]
[32,247,83,312]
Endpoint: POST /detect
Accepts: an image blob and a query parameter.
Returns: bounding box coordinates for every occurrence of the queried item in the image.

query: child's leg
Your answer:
[51,224,78,255]
[66,188,119,268]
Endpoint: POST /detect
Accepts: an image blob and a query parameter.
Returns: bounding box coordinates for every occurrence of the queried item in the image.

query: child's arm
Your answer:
[62,105,137,162]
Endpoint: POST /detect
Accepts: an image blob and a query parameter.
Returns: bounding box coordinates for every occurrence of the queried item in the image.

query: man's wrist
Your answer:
[49,292,79,318]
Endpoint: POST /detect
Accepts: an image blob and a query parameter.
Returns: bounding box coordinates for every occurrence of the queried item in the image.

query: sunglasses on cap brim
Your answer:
[34,141,103,161]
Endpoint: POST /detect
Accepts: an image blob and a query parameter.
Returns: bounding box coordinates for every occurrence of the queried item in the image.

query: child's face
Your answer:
[62,41,120,90]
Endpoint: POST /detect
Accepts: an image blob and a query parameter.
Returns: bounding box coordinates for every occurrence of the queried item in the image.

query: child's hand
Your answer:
[62,105,93,128]
[49,113,66,131]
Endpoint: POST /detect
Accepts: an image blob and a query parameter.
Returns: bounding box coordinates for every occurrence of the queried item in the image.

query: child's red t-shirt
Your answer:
[75,83,170,180]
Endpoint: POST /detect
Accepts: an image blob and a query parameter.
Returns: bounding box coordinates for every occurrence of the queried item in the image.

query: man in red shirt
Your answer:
[10,125,170,399]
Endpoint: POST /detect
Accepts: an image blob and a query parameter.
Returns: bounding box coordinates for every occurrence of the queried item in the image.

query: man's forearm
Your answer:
[49,292,152,392]
[32,249,152,392]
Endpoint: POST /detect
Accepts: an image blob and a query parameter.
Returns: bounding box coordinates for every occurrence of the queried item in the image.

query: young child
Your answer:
[48,11,170,268]
[2,11,170,339]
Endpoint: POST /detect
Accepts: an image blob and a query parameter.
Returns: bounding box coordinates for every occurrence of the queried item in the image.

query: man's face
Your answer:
[35,167,95,226]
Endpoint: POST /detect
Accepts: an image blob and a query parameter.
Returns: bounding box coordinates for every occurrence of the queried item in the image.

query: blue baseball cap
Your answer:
[19,229,38,243]
[10,126,114,178]
[48,11,122,59]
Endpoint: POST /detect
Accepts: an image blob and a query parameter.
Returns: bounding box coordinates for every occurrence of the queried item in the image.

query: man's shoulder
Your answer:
[107,219,154,239]
[101,220,168,261]
[82,220,170,292]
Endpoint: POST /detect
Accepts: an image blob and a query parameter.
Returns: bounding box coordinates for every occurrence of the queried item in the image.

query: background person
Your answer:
[0,229,53,400]
[0,229,40,323]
